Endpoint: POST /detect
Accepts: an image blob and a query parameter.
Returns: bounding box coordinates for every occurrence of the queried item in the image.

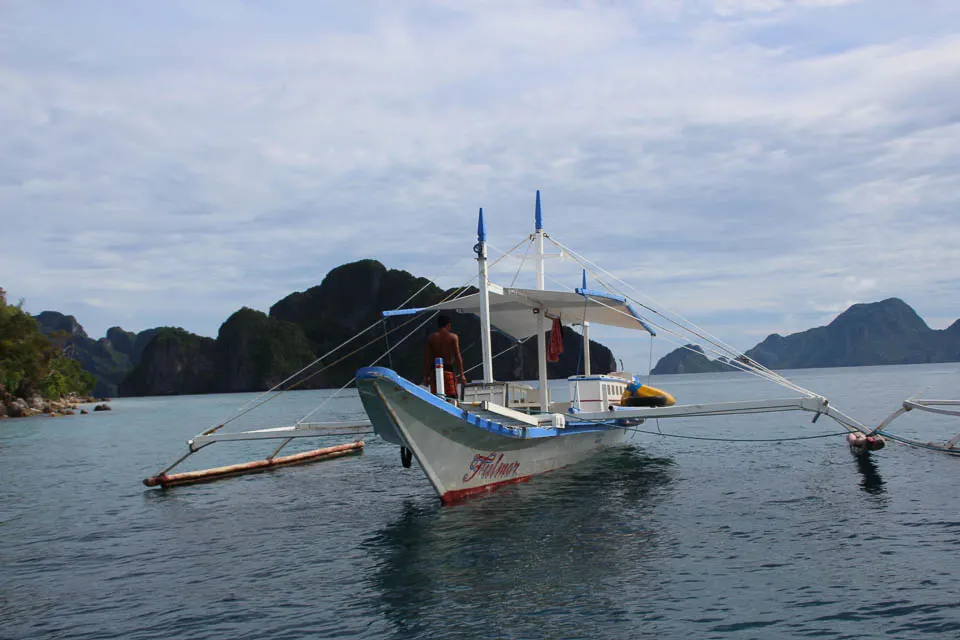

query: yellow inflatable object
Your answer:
[621,379,676,407]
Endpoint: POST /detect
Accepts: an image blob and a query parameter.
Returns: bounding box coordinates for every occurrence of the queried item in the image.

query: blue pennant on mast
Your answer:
[535,190,543,231]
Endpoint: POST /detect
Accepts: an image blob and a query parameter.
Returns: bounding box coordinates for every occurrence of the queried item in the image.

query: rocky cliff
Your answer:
[118,259,616,396]
[652,298,960,374]
[119,328,217,396]
[214,307,316,392]
[745,298,959,368]
[269,260,615,387]
[650,344,734,375]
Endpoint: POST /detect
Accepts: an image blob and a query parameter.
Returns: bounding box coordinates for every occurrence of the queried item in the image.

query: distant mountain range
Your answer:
[35,278,959,394]
[651,298,960,374]
[34,260,616,397]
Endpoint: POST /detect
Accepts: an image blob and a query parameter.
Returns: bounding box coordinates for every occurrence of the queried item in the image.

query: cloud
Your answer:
[1,0,958,372]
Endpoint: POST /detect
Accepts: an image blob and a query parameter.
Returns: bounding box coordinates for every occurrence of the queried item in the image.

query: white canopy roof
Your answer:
[384,287,655,340]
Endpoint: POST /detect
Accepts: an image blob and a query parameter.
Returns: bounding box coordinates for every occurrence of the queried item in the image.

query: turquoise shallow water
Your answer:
[2,364,959,639]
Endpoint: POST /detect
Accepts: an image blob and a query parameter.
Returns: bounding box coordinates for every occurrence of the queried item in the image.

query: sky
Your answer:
[2,0,959,370]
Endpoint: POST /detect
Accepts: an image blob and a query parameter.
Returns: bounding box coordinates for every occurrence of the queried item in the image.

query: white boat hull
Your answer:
[357,367,631,503]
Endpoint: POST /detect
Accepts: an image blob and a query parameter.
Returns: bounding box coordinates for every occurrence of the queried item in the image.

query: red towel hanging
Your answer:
[547,316,564,363]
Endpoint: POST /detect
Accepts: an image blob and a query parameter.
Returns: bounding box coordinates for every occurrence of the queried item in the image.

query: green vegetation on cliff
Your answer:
[119,328,218,396]
[33,312,158,397]
[0,288,95,400]
[269,260,445,386]
[118,310,318,396]
[215,307,315,392]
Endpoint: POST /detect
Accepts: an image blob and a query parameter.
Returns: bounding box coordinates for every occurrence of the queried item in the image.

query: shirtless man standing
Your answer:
[422,314,468,397]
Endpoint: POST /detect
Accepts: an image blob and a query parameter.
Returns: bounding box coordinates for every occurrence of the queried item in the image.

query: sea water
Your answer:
[2,364,959,639]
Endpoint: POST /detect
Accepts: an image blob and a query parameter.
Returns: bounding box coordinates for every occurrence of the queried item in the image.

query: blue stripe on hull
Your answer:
[356,367,624,440]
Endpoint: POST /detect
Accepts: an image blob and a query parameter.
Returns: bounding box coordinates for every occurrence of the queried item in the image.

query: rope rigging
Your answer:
[544,235,818,398]
[534,263,816,399]
[214,239,538,431]
[200,226,855,443]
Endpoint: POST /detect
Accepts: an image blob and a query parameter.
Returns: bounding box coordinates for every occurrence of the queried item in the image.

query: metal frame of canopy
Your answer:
[383,286,655,341]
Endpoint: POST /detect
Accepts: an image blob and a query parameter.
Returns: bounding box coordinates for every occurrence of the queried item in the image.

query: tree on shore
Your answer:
[0,288,95,400]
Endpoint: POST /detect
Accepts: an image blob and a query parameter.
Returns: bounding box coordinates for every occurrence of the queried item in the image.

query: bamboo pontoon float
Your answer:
[143,441,365,488]
[143,422,372,489]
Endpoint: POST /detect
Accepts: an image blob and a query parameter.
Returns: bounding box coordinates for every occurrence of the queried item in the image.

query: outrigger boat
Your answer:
[145,192,883,502]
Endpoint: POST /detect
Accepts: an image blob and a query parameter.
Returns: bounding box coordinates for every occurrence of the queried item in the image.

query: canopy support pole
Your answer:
[476,208,494,383]
[535,190,549,411]
[583,321,591,376]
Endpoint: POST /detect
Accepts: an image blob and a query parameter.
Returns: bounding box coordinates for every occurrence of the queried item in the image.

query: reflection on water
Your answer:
[365,447,675,638]
[852,449,886,496]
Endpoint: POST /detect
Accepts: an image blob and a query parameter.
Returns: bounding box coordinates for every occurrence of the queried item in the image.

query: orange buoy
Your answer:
[846,432,885,451]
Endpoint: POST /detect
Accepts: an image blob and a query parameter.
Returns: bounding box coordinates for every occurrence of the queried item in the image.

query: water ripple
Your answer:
[3,367,960,638]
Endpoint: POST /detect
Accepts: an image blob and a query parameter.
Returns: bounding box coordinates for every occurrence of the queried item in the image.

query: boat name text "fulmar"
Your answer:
[463,452,520,482]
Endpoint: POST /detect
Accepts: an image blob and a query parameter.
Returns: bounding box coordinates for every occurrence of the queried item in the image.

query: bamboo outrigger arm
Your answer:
[873,399,960,434]
[870,399,960,454]
[574,395,868,434]
[143,421,373,489]
[190,421,372,446]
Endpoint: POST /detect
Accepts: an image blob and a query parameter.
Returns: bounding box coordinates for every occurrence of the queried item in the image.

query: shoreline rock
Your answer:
[0,393,101,420]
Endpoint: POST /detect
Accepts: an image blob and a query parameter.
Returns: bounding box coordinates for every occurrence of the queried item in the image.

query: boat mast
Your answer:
[582,269,591,376]
[535,191,550,411]
[476,208,495,383]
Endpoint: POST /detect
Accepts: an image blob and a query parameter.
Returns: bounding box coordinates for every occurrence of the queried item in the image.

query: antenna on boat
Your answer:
[475,207,494,383]
[534,190,549,410]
